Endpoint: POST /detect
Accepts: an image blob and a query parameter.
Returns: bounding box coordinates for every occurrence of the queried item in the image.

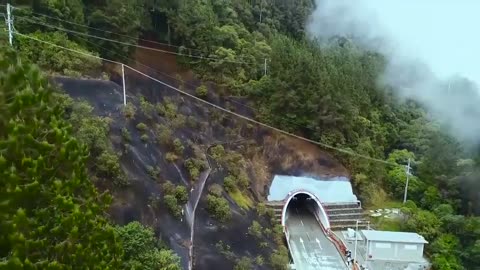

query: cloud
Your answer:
[307,0,480,143]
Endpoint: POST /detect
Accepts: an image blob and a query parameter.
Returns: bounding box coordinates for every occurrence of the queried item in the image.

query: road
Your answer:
[286,200,348,270]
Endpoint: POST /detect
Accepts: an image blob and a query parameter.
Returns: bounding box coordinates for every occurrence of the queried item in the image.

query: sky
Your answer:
[307,0,480,143]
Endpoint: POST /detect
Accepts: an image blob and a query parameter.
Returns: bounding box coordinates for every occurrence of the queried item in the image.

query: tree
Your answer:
[87,0,147,59]
[0,47,122,268]
[115,221,181,270]
[206,194,231,222]
[17,31,101,76]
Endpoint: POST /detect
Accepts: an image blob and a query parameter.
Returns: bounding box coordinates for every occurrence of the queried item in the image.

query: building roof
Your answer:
[361,230,428,244]
[267,175,358,203]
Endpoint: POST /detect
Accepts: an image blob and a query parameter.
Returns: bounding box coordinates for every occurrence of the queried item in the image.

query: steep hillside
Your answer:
[54,74,347,269]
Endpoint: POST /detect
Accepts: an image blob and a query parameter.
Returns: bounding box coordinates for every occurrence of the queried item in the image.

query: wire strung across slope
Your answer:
[13,30,398,167]
[15,15,256,65]
[10,4,206,53]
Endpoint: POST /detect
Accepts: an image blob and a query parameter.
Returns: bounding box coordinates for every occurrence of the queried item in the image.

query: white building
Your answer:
[361,230,428,263]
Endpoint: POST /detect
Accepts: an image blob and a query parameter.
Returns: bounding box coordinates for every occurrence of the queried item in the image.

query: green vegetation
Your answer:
[165,152,179,162]
[248,221,263,239]
[234,257,253,270]
[136,122,148,132]
[173,138,184,155]
[162,181,188,218]
[9,0,480,268]
[0,47,181,269]
[206,194,231,222]
[215,241,235,260]
[196,84,208,98]
[16,31,101,76]
[140,133,149,142]
[115,221,181,270]
[155,123,172,146]
[184,158,207,181]
[146,165,161,180]
[208,183,223,197]
[229,188,253,210]
[122,127,132,142]
[270,246,290,270]
[139,96,155,119]
[122,102,136,119]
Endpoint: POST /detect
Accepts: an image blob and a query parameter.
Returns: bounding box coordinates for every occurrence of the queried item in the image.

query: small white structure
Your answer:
[361,230,428,263]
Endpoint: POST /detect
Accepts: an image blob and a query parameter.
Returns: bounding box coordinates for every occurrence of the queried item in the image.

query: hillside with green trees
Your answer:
[2,1,480,269]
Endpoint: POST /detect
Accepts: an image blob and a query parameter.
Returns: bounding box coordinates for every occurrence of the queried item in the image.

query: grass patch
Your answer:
[366,198,403,210]
[228,189,253,210]
[372,216,402,231]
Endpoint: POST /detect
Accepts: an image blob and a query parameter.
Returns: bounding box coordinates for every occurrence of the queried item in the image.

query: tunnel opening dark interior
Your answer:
[286,193,317,220]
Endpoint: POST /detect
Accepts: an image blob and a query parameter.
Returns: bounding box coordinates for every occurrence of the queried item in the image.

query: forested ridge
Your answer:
[2,0,480,269]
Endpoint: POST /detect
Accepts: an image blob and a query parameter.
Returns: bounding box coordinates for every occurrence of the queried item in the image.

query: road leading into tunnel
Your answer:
[286,200,347,270]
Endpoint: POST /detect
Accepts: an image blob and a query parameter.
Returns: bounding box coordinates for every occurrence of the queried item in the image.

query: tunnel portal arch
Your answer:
[281,190,330,230]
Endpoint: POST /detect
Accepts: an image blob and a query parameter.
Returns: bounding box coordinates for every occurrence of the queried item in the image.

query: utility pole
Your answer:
[403,158,412,204]
[121,64,126,106]
[6,3,13,46]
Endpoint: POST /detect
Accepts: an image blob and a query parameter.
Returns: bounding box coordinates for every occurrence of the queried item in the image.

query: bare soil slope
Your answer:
[54,73,348,270]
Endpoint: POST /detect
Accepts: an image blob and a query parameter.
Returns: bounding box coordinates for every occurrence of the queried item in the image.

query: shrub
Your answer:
[195,84,208,98]
[173,139,184,155]
[121,127,131,142]
[140,134,149,142]
[174,185,188,204]
[208,184,223,197]
[164,195,182,218]
[255,256,264,266]
[155,124,172,146]
[210,145,225,160]
[206,195,231,222]
[234,257,252,270]
[139,96,155,119]
[166,152,179,162]
[259,242,268,248]
[248,221,263,239]
[215,241,234,260]
[270,247,289,270]
[184,158,206,181]
[171,114,186,129]
[147,166,161,179]
[162,181,175,195]
[159,100,177,120]
[257,203,267,216]
[136,122,147,132]
[96,151,125,186]
[122,102,136,119]
[223,175,236,192]
[17,31,101,75]
[186,116,198,128]
[237,171,249,190]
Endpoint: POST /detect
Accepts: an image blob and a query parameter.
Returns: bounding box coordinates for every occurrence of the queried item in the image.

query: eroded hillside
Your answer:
[54,74,348,270]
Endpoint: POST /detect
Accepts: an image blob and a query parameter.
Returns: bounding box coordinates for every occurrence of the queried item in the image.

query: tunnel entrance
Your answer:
[281,191,330,230]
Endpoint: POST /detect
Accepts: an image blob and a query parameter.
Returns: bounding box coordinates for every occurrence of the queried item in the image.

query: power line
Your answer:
[10,5,206,54]
[14,30,397,166]
[14,31,121,65]
[15,15,256,65]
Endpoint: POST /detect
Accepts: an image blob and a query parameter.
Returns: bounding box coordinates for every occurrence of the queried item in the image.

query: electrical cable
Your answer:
[10,4,206,53]
[15,15,257,65]
[14,30,397,166]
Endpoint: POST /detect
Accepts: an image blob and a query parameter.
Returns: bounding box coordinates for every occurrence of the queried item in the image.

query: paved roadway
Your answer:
[286,200,348,270]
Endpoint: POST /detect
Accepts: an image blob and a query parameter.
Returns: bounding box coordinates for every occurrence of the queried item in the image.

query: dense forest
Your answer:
[2,0,480,270]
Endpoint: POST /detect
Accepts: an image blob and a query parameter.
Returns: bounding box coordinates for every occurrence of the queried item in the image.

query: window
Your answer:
[404,244,418,250]
[375,243,391,248]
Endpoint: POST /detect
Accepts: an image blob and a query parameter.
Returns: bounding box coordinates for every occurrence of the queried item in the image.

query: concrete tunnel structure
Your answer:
[267,175,366,269]
[267,175,360,230]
